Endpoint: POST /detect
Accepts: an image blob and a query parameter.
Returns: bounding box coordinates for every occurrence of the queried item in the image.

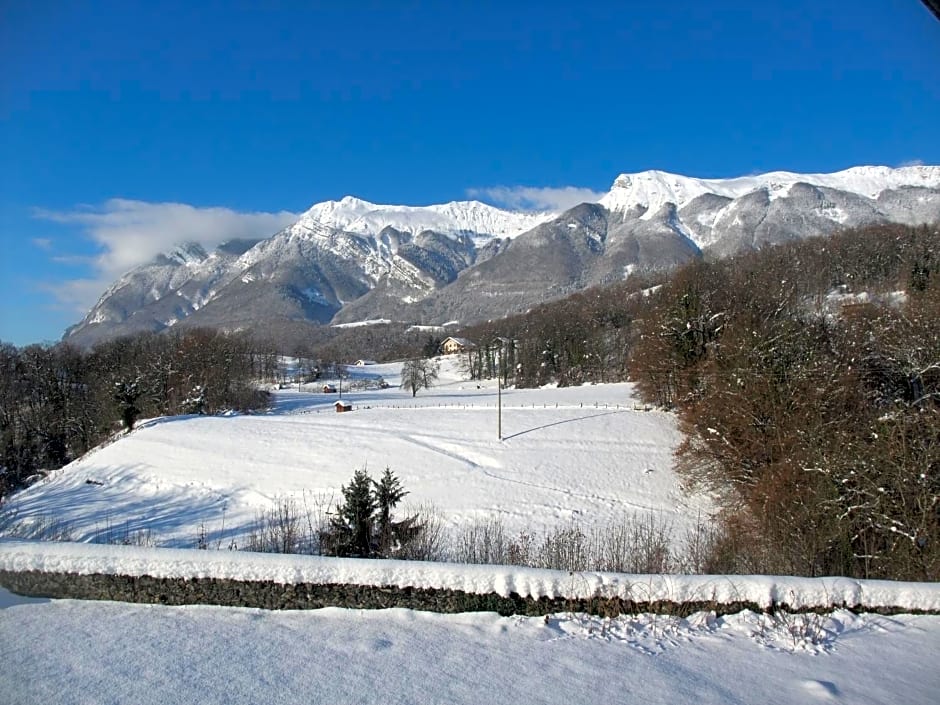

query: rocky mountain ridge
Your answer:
[65,166,940,347]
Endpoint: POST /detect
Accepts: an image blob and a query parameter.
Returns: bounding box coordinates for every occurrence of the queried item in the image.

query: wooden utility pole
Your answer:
[497,353,502,440]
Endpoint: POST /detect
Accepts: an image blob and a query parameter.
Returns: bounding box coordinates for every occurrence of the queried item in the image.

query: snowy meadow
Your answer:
[1,358,711,553]
[2,358,939,704]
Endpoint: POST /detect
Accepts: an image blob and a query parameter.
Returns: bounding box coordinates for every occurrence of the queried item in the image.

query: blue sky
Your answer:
[2,0,939,345]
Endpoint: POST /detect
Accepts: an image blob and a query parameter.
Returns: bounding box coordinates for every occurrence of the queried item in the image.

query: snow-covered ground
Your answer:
[2,540,939,705]
[2,358,710,547]
[3,541,940,704]
[2,586,939,705]
[3,358,940,703]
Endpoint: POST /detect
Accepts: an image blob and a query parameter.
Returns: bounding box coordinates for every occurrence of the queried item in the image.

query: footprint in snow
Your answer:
[371,638,393,652]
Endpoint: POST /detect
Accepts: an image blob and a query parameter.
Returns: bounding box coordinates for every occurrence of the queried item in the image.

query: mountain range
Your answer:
[65,166,940,347]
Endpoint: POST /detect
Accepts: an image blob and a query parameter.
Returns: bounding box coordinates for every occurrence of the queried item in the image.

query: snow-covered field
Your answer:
[2,358,711,547]
[3,541,940,704]
[3,358,940,703]
[3,586,939,705]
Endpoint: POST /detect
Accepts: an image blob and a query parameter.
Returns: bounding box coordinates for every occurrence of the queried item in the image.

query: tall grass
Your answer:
[1,497,722,575]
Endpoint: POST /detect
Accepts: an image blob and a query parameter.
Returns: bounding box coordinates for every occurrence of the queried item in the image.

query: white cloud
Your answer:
[34,199,299,313]
[36,278,116,314]
[467,185,606,212]
[898,159,925,167]
[31,237,53,251]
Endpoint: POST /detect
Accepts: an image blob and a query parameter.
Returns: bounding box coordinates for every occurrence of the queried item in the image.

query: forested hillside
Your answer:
[627,224,939,580]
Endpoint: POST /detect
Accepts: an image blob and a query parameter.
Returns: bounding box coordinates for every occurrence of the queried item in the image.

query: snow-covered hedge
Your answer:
[2,539,939,614]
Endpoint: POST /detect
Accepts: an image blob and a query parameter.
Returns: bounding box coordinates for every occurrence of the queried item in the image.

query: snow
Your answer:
[165,242,209,265]
[4,522,940,703]
[300,287,329,305]
[406,324,448,333]
[817,288,909,318]
[2,589,939,705]
[295,195,554,240]
[667,206,697,244]
[600,165,940,218]
[1,362,708,547]
[330,318,392,328]
[4,358,940,703]
[3,539,939,611]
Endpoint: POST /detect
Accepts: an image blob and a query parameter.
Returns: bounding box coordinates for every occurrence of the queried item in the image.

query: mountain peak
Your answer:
[337,195,373,208]
[63,165,940,348]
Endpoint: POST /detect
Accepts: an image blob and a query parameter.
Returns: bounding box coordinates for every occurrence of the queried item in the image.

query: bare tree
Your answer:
[400,358,439,397]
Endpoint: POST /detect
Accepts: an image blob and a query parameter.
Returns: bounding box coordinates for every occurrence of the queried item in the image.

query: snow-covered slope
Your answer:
[1,376,711,546]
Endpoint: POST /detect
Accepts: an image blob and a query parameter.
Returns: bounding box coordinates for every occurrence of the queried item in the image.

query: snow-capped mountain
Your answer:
[337,166,940,325]
[599,165,940,219]
[64,198,537,346]
[65,166,940,347]
[293,196,552,242]
[590,165,940,256]
[69,239,262,339]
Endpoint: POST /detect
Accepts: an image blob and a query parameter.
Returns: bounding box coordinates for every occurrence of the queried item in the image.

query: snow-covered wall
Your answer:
[2,540,939,614]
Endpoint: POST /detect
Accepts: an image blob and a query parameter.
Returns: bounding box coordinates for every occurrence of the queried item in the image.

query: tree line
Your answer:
[454,275,656,387]
[628,223,939,580]
[0,328,268,502]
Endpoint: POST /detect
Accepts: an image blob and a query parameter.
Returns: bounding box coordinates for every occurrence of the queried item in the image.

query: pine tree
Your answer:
[322,468,421,558]
[328,468,376,557]
[374,467,409,554]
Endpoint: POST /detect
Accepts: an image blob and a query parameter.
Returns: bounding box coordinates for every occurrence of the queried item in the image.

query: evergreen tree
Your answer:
[374,467,409,553]
[327,468,376,557]
[322,468,420,558]
[422,335,442,358]
[113,378,142,431]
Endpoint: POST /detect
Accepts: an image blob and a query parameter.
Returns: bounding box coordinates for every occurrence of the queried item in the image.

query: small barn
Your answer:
[334,401,352,413]
[322,384,337,393]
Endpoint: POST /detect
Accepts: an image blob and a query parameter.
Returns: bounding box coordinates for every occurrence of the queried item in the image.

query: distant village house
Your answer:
[440,337,476,355]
